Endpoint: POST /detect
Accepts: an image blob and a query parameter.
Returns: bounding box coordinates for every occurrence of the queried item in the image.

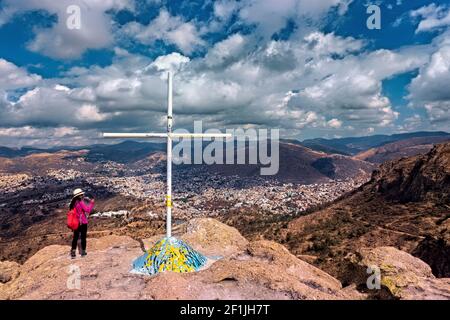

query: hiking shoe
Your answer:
[81,250,87,257]
[70,250,76,258]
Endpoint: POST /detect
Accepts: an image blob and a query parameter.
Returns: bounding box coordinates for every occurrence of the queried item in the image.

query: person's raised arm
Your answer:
[80,197,95,214]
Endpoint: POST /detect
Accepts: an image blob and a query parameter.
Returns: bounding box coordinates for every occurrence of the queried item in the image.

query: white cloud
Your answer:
[0,25,443,146]
[123,9,204,55]
[327,118,342,128]
[1,0,133,59]
[148,52,190,72]
[0,59,41,90]
[411,4,450,33]
[303,32,364,56]
[397,114,422,132]
[0,125,98,148]
[238,0,351,38]
[409,44,450,102]
[204,34,249,68]
[425,101,450,124]
[77,104,108,122]
[408,36,450,126]
[0,125,76,138]
[213,0,240,21]
[0,85,110,128]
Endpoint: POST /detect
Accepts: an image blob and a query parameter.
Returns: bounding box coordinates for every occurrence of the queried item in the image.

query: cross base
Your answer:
[132,237,207,275]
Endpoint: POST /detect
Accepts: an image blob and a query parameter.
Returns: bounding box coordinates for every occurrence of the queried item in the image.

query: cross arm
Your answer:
[102,132,232,139]
[170,133,232,139]
[102,133,168,138]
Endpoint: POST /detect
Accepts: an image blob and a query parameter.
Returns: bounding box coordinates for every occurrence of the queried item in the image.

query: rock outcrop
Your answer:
[1,219,365,300]
[350,247,450,300]
[370,142,450,202]
[283,142,450,282]
[0,261,20,284]
[143,240,364,300]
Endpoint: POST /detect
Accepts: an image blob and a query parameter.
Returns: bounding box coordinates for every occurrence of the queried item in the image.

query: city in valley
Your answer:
[0,159,367,218]
[0,140,372,262]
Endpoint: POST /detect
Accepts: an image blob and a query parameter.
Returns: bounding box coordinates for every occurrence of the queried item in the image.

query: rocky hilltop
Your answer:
[1,218,448,300]
[282,142,450,289]
[0,218,362,300]
[369,141,449,202]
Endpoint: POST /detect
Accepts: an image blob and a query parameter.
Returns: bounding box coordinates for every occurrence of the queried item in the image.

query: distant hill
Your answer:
[0,146,49,158]
[0,141,165,163]
[83,141,165,163]
[0,139,374,184]
[200,141,374,184]
[354,136,450,163]
[1,131,448,161]
[301,131,450,155]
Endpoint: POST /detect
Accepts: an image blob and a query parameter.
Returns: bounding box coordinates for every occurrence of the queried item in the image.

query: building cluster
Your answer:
[0,173,32,194]
[0,160,368,219]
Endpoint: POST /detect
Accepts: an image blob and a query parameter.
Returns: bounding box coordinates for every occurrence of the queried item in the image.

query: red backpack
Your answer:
[67,208,79,231]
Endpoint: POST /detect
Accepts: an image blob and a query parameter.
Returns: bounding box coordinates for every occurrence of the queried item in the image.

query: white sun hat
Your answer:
[72,188,85,199]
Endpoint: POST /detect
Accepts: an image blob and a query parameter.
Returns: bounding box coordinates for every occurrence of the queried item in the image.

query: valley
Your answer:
[0,134,449,299]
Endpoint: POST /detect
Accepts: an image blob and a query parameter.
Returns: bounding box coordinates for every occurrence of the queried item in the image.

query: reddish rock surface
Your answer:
[351,246,450,300]
[1,219,446,300]
[283,142,450,282]
[1,219,363,300]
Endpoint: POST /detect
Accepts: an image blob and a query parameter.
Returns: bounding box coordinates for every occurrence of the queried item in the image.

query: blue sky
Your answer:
[0,0,449,147]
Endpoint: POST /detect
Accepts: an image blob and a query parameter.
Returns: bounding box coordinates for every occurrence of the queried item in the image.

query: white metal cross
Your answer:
[103,71,232,238]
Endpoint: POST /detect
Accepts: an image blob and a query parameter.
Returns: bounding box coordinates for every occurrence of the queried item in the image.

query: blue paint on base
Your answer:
[132,237,207,275]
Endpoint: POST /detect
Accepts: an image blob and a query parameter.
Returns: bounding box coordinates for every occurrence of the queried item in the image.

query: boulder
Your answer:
[0,261,20,284]
[1,235,144,300]
[142,240,362,300]
[352,246,450,299]
[142,218,248,258]
[181,218,249,257]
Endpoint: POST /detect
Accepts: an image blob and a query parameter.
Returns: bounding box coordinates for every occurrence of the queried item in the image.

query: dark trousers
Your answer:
[71,224,87,251]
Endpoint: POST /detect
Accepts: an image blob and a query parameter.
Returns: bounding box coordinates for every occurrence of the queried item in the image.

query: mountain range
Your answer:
[0,131,448,185]
[1,131,448,161]
[301,131,450,155]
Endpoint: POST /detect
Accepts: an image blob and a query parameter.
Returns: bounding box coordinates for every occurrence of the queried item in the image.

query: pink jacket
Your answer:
[74,199,95,225]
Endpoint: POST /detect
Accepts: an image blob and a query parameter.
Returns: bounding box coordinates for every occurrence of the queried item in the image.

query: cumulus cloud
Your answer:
[0,28,436,146]
[303,32,364,56]
[2,0,449,147]
[255,37,427,130]
[409,44,450,103]
[203,34,250,68]
[0,84,111,128]
[238,0,351,38]
[411,3,450,33]
[213,0,240,21]
[327,118,343,128]
[408,33,450,127]
[0,125,98,147]
[147,52,190,72]
[0,59,41,90]
[0,0,133,59]
[123,9,204,55]
[397,114,423,132]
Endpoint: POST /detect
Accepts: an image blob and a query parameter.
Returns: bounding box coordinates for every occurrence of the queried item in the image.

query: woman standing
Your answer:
[69,188,95,258]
